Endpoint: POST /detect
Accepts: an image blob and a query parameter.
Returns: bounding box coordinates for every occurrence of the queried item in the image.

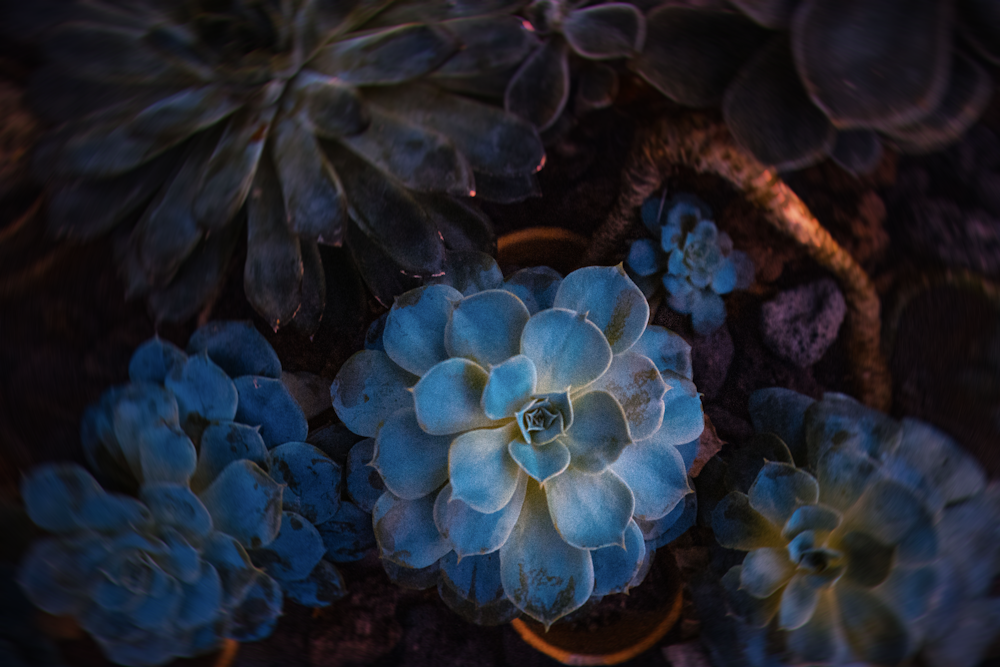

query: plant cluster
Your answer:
[331,253,705,627]
[709,387,1000,667]
[626,192,753,335]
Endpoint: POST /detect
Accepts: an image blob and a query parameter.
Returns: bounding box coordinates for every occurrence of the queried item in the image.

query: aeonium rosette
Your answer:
[331,256,705,626]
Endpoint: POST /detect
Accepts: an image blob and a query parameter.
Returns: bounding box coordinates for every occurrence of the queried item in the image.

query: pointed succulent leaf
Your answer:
[553,265,649,355]
[610,425,690,521]
[894,417,986,507]
[268,442,342,525]
[434,477,527,558]
[427,250,505,296]
[846,479,935,549]
[435,14,539,77]
[373,408,451,500]
[722,565,782,628]
[234,376,308,449]
[316,501,377,563]
[191,421,270,493]
[140,483,213,539]
[504,37,570,131]
[198,460,282,550]
[748,462,820,528]
[589,351,667,441]
[632,325,693,380]
[74,492,152,533]
[806,392,902,464]
[816,447,878,513]
[712,491,784,550]
[373,491,451,569]
[282,559,346,607]
[481,355,537,420]
[128,338,187,384]
[137,423,198,485]
[835,583,910,664]
[779,571,820,630]
[741,547,796,599]
[438,550,518,625]
[412,357,497,435]
[787,588,842,663]
[21,463,104,533]
[748,387,814,467]
[783,504,841,539]
[164,352,238,425]
[563,3,645,59]
[469,170,541,203]
[175,562,222,631]
[444,290,531,368]
[508,438,571,485]
[226,573,282,642]
[155,526,202,583]
[545,467,634,550]
[559,390,631,473]
[643,491,698,549]
[296,71,369,138]
[200,532,259,608]
[187,321,281,379]
[345,439,384,513]
[331,349,418,438]
[520,309,612,394]
[503,266,563,315]
[450,423,523,514]
[249,511,326,583]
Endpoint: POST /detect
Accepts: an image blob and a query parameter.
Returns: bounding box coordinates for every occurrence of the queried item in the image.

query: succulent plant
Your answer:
[17,463,281,666]
[633,1,998,173]
[710,387,996,666]
[331,253,705,627]
[74,322,366,647]
[626,192,753,335]
[11,0,547,327]
[506,0,646,131]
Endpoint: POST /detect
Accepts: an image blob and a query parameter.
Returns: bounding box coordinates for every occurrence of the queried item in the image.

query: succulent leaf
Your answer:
[197,460,283,551]
[373,491,452,569]
[372,408,451,500]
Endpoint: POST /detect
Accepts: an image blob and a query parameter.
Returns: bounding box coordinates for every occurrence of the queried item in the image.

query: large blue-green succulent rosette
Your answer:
[332,256,705,627]
[712,388,995,666]
[626,192,754,336]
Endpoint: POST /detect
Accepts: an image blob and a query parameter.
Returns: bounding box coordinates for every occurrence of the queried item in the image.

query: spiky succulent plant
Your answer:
[711,387,996,666]
[18,462,281,667]
[505,0,646,131]
[626,192,753,335]
[331,253,705,626]
[13,0,547,327]
[633,1,998,173]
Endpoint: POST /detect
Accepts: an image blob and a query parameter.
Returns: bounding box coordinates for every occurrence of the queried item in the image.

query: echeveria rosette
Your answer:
[81,321,352,616]
[712,387,996,666]
[332,255,705,627]
[17,463,280,667]
[626,193,753,336]
[506,1,646,131]
[18,0,546,326]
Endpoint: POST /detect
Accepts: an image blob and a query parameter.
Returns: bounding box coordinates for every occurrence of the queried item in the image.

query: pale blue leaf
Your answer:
[722,564,782,629]
[282,559,346,608]
[631,325,692,379]
[187,321,281,379]
[449,422,523,513]
[175,562,222,630]
[896,418,987,507]
[591,520,645,598]
[438,551,518,624]
[233,376,308,449]
[268,442,341,525]
[778,571,819,630]
[21,463,104,533]
[748,462,820,528]
[427,251,504,296]
[249,511,325,583]
[520,308,612,394]
[610,425,690,520]
[164,352,238,425]
[552,265,649,354]
[711,492,785,550]
[690,289,726,335]
[75,491,152,535]
[502,266,562,315]
[711,256,738,294]
[782,504,841,539]
[133,423,197,485]
[433,477,527,557]
[787,589,842,663]
[508,438,571,485]
[445,289,531,368]
[226,573,282,642]
[626,238,662,277]
[589,351,667,440]
[128,338,186,383]
[155,526,202,584]
[345,438,384,513]
[816,447,878,513]
[847,480,936,552]
[373,408,451,500]
[748,387,815,467]
[481,355,537,420]
[805,392,902,465]
[659,371,705,445]
[500,480,594,627]
[191,421,270,493]
[412,357,497,435]
[373,491,451,569]
[200,532,257,608]
[111,383,181,474]
[198,460,283,550]
[331,349,419,438]
[664,274,696,313]
[545,466,634,550]
[641,491,697,549]
[316,501,376,563]
[741,547,795,598]
[835,583,910,664]
[383,284,463,376]
[559,390,631,473]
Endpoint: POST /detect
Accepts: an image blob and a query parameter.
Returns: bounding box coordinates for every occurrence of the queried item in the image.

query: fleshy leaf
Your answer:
[481,355,537,420]
[373,408,451,500]
[610,425,690,520]
[22,464,104,533]
[428,250,505,296]
[590,519,645,598]
[553,265,649,354]
[712,492,784,550]
[316,501,377,563]
[838,530,894,588]
[783,504,841,539]
[187,321,281,379]
[434,477,527,558]
[740,547,796,598]
[412,357,497,435]
[504,38,570,131]
[626,238,661,277]
[835,582,910,664]
[282,559,346,608]
[894,418,987,507]
[227,573,282,642]
[383,284,464,376]
[722,565,782,628]
[331,349,419,438]
[508,438,571,485]
[200,531,258,609]
[748,462,820,528]
[438,551,519,625]
[748,387,815,467]
[137,423,199,485]
[445,289,531,368]
[373,491,451,569]
[631,325,692,380]
[191,421,270,493]
[198,460,282,551]
[562,3,645,59]
[816,447,878,513]
[140,483,213,540]
[560,390,631,473]
[500,480,594,627]
[128,338,186,384]
[641,491,697,549]
[449,422,523,514]
[74,492,151,533]
[520,309,612,394]
[805,392,902,465]
[503,266,562,315]
[175,563,222,631]
[779,571,820,630]
[164,352,238,425]
[268,442,342,525]
[787,588,842,663]
[345,438,384,513]
[846,479,934,548]
[545,466,634,550]
[249,511,326,583]
[589,351,667,441]
[311,23,458,85]
[234,376,308,449]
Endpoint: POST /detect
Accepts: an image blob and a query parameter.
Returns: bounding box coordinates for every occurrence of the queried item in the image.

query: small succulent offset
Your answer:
[506,0,646,131]
[626,193,753,335]
[332,253,705,627]
[712,388,996,666]
[14,0,546,326]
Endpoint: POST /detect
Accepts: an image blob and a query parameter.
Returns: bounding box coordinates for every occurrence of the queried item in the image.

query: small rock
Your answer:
[691,324,733,401]
[760,279,846,368]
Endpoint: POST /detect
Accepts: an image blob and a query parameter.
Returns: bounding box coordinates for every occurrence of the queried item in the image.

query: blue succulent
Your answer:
[331,253,704,627]
[17,463,279,667]
[626,193,754,335]
[712,388,997,666]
